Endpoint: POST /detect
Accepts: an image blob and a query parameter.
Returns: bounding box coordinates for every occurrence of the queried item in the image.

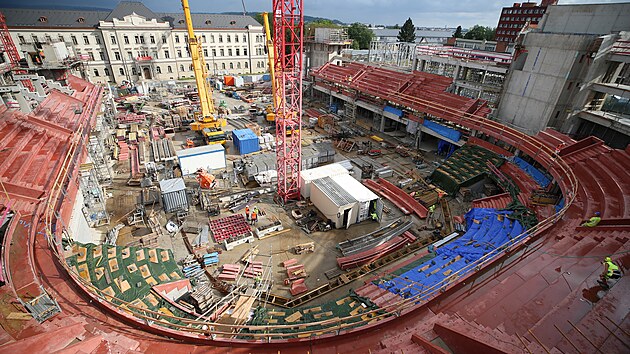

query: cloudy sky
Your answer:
[4,0,624,27]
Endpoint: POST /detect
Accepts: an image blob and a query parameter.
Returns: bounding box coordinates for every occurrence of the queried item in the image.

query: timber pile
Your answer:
[189,283,217,312]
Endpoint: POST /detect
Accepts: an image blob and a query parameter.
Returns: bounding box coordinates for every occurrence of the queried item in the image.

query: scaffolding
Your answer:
[78,163,110,227]
[87,134,112,185]
[368,41,416,69]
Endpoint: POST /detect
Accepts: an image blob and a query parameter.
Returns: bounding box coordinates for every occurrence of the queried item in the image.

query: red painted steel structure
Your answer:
[273,0,304,203]
[0,12,34,92]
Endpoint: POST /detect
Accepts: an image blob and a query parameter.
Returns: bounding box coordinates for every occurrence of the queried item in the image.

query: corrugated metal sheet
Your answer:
[312,177,356,207]
[159,178,185,193]
[300,163,350,198]
[232,128,259,155]
[159,178,188,213]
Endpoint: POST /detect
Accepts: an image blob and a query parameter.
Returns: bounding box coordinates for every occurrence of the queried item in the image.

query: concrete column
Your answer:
[16,92,32,113]
[34,79,46,96]
[329,94,333,106]
[379,113,385,132]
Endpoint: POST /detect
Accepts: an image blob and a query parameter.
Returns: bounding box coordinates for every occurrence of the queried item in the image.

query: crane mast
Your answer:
[181,0,225,133]
[272,0,304,203]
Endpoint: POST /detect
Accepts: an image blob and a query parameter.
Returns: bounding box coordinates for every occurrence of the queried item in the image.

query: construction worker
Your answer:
[582,212,601,227]
[253,206,259,215]
[598,256,621,289]
[371,211,379,222]
[428,204,436,221]
[245,206,250,221]
[250,211,257,225]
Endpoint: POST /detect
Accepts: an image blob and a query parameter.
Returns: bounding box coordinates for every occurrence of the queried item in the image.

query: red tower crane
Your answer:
[0,12,34,92]
[272,0,304,203]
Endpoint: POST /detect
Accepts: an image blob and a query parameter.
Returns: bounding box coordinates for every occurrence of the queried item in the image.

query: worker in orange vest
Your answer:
[250,211,258,225]
[245,206,250,221]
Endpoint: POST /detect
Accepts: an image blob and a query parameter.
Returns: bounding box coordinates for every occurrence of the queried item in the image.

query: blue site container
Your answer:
[262,74,271,81]
[232,128,260,155]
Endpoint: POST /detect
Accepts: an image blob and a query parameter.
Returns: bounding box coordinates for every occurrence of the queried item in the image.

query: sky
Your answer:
[1,0,625,28]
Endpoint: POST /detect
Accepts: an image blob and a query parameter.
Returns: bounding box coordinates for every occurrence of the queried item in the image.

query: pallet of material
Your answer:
[287,264,307,280]
[290,279,308,296]
[283,258,298,268]
[221,264,241,272]
[217,273,238,281]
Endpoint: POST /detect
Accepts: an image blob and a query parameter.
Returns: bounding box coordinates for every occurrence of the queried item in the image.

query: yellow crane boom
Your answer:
[181,0,225,132]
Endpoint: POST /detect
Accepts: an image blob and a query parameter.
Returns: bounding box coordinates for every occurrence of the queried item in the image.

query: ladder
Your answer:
[440,197,454,236]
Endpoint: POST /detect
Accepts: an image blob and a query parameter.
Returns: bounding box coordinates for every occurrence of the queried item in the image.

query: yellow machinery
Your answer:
[181,0,226,143]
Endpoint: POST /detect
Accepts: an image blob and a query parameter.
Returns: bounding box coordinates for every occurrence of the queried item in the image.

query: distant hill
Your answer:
[221,12,344,25]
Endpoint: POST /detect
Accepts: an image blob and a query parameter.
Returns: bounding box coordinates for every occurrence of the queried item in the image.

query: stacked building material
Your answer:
[201,252,219,267]
[286,264,307,280]
[243,261,263,279]
[290,279,308,296]
[117,112,146,124]
[189,283,216,312]
[118,141,129,161]
[209,214,252,243]
[337,231,416,270]
[363,178,428,218]
[337,218,413,256]
[217,264,240,281]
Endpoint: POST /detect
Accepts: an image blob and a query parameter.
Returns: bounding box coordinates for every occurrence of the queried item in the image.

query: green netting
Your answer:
[430,145,503,195]
[66,242,196,325]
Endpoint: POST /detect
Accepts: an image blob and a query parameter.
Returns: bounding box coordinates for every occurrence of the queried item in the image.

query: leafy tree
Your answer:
[306,19,340,37]
[463,25,496,41]
[453,25,463,38]
[397,18,416,43]
[347,23,374,49]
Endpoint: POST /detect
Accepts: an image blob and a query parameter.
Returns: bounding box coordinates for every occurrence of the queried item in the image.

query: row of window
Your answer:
[502,8,544,15]
[19,32,254,47]
[496,37,515,42]
[93,60,259,77]
[18,34,100,45]
[108,47,252,61]
[497,30,519,36]
[498,23,532,29]
[499,16,543,22]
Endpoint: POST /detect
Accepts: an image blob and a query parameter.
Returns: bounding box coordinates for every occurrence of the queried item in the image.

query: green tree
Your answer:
[347,23,373,49]
[453,25,463,38]
[463,25,496,41]
[397,18,416,42]
[306,19,340,38]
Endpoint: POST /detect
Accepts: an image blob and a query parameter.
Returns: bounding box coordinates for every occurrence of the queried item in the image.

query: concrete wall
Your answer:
[541,3,630,35]
[497,32,596,134]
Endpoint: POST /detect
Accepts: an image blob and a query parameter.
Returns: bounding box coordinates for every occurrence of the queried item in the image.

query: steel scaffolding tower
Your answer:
[87,134,112,185]
[0,12,34,91]
[78,163,110,227]
[273,0,304,203]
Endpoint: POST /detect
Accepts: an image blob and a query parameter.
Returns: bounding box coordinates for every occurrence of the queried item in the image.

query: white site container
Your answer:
[300,163,349,198]
[310,177,358,229]
[331,174,380,223]
[176,144,226,175]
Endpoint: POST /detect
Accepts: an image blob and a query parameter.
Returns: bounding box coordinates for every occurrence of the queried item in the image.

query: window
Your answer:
[124,35,129,44]
[119,68,125,75]
[235,35,239,43]
[237,62,241,69]
[127,51,133,60]
[39,16,47,23]
[220,49,224,56]
[132,67,137,75]
[205,19,212,25]
[244,48,248,56]
[211,35,215,43]
[228,49,232,56]
[167,66,172,73]
[185,47,190,56]
[83,36,89,44]
[202,35,206,43]
[140,35,145,44]
[111,35,116,44]
[95,36,101,44]
[222,63,226,69]
[156,66,161,74]
[236,48,240,56]
[227,35,231,43]
[184,35,188,43]
[135,35,140,44]
[77,17,85,23]
[203,48,208,57]
[180,64,184,71]
[99,52,105,60]
[206,63,209,70]
[150,35,155,44]
[104,67,110,76]
[153,51,158,59]
[114,52,121,60]
[243,34,247,42]
[71,35,78,45]
[189,64,193,71]
[93,69,99,76]
[162,35,167,44]
[58,35,64,42]
[175,35,180,43]
[18,35,25,44]
[219,35,223,43]
[244,62,248,69]
[164,50,170,58]
[177,50,182,58]
[229,62,233,69]
[212,49,217,56]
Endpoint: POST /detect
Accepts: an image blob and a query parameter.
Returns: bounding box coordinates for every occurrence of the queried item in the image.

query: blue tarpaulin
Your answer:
[384,105,403,117]
[423,120,461,142]
[377,208,525,300]
[513,157,551,188]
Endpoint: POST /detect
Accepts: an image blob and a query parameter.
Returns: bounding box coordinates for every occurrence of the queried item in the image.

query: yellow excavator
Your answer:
[181,0,227,145]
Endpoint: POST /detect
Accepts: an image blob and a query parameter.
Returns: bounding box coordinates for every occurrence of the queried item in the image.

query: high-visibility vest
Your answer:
[606,260,619,277]
[251,212,257,220]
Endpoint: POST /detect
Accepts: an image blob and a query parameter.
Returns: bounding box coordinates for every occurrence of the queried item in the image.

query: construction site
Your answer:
[0,1,629,353]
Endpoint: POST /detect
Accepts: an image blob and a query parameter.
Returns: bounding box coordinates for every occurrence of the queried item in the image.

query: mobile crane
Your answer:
[181,0,227,145]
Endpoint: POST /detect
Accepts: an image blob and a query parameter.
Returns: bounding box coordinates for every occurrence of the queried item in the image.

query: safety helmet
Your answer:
[605,257,612,262]
[595,212,601,216]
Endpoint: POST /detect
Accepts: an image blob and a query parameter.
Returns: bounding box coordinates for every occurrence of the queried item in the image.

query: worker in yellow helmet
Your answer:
[597,256,621,290]
[582,212,601,227]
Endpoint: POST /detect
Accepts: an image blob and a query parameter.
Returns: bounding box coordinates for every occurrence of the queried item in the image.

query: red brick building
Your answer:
[495,1,557,43]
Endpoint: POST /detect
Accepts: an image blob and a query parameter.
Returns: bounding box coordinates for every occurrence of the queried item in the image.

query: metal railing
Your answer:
[39,79,578,343]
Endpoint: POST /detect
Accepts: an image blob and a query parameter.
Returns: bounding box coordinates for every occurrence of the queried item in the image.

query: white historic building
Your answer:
[2,1,267,84]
